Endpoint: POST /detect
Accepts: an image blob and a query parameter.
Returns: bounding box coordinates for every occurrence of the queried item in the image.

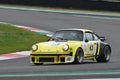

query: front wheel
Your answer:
[96,46,111,62]
[73,48,84,64]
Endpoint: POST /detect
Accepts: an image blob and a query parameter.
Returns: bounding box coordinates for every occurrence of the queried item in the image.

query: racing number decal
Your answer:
[90,44,94,54]
[90,45,93,51]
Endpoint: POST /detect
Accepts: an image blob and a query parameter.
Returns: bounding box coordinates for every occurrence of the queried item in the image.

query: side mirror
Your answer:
[100,37,106,41]
[85,39,89,42]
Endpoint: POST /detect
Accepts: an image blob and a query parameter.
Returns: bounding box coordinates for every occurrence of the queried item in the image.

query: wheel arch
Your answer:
[71,45,83,56]
[74,47,84,56]
[96,42,111,62]
[100,43,111,55]
[73,47,84,64]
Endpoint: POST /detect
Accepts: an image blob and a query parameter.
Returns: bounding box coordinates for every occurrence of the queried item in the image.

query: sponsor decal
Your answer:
[50,42,64,46]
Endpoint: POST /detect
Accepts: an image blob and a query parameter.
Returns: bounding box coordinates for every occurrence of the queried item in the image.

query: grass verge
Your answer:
[0,24,48,54]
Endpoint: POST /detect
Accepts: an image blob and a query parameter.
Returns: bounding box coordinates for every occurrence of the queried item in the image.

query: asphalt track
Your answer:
[0,7,120,79]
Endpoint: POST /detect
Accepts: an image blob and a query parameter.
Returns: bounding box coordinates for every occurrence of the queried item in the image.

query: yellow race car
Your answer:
[30,29,111,65]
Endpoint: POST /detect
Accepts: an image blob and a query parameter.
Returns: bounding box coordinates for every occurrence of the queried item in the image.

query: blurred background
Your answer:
[0,0,120,12]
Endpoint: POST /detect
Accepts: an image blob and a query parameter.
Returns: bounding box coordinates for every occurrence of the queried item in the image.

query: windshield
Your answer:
[50,30,83,41]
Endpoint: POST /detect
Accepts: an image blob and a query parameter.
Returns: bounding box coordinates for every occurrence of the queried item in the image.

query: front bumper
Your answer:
[30,53,74,64]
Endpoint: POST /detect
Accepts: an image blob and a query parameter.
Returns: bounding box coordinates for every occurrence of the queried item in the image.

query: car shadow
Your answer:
[41,61,97,66]
[31,60,113,66]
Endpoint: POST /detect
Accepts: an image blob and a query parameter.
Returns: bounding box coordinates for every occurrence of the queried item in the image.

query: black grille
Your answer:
[39,58,54,62]
[31,57,35,62]
[61,58,65,62]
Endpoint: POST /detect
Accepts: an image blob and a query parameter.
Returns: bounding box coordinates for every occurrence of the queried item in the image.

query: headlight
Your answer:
[32,45,38,51]
[63,44,69,51]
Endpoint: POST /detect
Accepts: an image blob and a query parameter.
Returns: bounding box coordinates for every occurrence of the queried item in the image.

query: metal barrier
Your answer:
[0,0,120,12]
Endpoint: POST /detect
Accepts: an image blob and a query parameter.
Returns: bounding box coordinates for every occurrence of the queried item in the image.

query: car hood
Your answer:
[33,41,83,53]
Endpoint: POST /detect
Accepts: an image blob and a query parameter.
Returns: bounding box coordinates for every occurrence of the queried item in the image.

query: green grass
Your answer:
[0,24,48,54]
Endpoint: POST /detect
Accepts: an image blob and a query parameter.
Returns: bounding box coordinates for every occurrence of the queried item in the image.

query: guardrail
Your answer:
[0,0,120,12]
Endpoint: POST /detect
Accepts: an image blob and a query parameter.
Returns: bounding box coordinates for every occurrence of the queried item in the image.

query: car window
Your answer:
[85,32,94,41]
[51,30,83,41]
[93,34,99,41]
[53,32,64,39]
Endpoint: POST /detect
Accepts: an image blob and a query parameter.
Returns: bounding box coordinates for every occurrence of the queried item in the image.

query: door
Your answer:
[85,32,97,56]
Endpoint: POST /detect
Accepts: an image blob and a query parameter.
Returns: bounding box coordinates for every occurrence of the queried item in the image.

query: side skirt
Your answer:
[84,56,95,60]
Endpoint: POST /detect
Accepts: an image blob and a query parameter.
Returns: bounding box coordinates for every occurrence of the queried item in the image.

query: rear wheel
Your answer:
[96,46,111,62]
[73,48,84,64]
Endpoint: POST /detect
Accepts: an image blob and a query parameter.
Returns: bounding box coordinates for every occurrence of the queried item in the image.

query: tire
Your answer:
[96,46,111,62]
[73,48,84,64]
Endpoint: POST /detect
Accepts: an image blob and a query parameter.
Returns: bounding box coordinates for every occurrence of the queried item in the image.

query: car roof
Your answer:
[58,28,93,32]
